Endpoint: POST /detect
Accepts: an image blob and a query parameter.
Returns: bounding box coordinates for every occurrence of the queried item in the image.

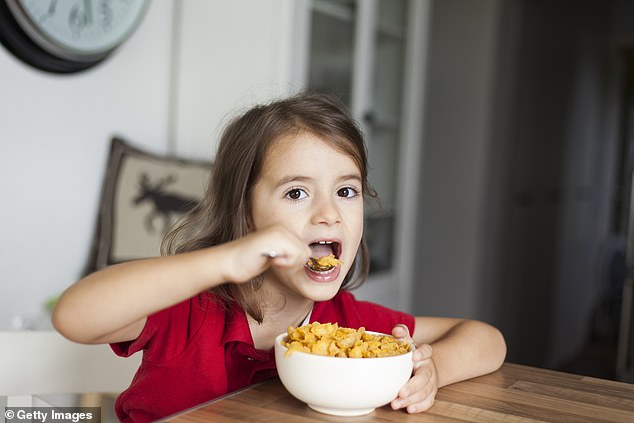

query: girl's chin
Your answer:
[301,283,342,303]
[298,266,344,302]
[265,266,345,301]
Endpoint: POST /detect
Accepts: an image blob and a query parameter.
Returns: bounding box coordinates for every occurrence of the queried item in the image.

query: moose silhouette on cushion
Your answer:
[133,173,199,235]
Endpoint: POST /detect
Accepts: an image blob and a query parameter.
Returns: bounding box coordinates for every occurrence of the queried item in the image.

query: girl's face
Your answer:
[251,131,364,302]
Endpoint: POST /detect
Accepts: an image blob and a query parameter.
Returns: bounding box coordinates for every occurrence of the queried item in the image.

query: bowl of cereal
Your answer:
[274,322,414,416]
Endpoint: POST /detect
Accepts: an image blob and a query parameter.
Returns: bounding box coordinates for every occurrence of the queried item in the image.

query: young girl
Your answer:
[53,92,506,422]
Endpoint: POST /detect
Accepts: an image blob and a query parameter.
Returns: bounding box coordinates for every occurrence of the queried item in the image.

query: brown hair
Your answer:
[162,92,376,322]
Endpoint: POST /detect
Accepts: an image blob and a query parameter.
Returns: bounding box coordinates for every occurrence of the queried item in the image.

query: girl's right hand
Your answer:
[219,224,311,283]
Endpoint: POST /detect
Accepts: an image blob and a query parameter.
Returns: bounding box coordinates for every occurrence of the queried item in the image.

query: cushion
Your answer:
[85,137,212,273]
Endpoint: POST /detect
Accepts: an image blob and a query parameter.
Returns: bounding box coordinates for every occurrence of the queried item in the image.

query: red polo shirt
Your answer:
[111,290,415,422]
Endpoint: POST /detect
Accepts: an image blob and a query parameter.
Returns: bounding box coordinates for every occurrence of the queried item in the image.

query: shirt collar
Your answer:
[221,300,253,346]
[300,308,313,326]
[220,300,315,346]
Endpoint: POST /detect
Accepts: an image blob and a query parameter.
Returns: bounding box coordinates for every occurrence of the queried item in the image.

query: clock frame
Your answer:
[0,0,148,74]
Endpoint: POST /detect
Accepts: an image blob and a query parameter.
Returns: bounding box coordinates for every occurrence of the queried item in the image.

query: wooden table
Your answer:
[166,363,634,422]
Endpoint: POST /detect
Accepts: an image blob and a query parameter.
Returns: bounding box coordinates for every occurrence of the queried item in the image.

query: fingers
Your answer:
[390,347,438,414]
[224,225,311,282]
[262,250,305,268]
[267,246,312,269]
[392,324,416,352]
[391,369,438,413]
[254,225,311,267]
[391,389,435,413]
[414,344,432,365]
[392,323,410,338]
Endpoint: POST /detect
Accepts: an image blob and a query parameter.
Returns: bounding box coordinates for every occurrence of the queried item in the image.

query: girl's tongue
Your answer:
[310,243,335,258]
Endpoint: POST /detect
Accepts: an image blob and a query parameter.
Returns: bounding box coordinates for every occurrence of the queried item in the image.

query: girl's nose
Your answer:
[311,196,342,226]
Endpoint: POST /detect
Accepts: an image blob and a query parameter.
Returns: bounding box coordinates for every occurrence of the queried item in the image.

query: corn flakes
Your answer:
[313,254,341,267]
[306,254,343,271]
[282,322,411,358]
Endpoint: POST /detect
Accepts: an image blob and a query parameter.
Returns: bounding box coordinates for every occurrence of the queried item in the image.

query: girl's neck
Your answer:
[246,282,313,350]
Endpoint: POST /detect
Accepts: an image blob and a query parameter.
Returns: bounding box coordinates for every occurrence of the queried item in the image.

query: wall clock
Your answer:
[0,0,149,74]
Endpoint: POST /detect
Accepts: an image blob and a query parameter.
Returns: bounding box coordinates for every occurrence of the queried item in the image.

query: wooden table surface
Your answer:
[166,363,634,422]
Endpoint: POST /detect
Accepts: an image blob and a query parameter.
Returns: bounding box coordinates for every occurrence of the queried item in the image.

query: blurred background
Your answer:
[1,0,633,384]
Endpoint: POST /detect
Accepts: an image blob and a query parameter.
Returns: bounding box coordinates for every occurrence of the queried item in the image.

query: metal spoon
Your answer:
[262,252,339,271]
[261,251,284,259]
[305,257,334,271]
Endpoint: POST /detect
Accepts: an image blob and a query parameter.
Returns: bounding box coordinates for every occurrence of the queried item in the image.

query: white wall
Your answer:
[0,0,304,330]
[0,2,175,329]
[173,0,297,158]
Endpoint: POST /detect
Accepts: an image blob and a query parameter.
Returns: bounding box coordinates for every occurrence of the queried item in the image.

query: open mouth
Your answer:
[306,241,342,272]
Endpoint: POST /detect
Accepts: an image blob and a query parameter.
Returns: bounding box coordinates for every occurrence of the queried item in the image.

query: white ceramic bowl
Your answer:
[274,331,414,416]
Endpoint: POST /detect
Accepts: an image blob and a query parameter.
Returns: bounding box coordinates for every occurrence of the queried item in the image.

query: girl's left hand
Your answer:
[390,324,438,413]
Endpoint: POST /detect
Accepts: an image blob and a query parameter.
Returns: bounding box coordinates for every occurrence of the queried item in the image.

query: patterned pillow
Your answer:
[85,137,212,272]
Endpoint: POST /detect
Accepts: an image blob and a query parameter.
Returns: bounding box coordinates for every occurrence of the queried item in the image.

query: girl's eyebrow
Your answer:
[275,174,362,188]
[339,174,363,184]
[275,175,312,188]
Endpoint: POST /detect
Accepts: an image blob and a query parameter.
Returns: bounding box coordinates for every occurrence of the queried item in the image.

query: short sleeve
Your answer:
[110,295,208,362]
[110,313,161,358]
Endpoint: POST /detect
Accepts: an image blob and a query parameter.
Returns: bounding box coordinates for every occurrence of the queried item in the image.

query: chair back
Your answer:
[0,331,141,395]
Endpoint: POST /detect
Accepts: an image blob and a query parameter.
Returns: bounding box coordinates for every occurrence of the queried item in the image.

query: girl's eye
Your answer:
[286,188,307,201]
[337,187,359,198]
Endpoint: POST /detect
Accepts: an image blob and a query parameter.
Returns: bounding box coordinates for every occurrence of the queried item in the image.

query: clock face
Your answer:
[9,0,149,61]
[0,0,148,73]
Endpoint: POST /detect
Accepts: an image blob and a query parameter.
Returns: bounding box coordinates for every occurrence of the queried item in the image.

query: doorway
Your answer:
[616,51,634,383]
